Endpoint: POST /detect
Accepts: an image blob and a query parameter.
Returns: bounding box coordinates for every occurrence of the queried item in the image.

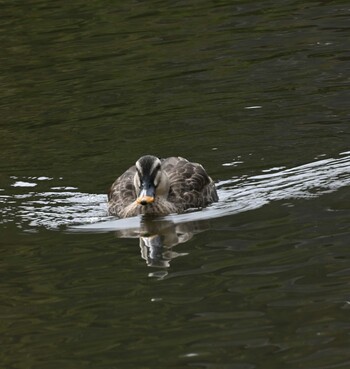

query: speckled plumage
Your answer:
[108,156,218,218]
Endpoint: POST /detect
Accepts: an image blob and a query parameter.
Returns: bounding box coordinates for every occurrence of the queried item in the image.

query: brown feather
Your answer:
[108,156,218,218]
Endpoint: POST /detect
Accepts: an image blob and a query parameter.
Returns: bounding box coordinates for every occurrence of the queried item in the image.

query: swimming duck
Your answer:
[108,155,218,218]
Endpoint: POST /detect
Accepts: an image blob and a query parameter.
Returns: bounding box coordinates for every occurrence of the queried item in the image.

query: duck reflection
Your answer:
[115,217,209,267]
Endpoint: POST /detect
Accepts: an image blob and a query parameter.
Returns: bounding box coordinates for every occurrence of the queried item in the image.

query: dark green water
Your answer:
[1,1,350,368]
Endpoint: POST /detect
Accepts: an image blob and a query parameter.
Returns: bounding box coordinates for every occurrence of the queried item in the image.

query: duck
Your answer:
[108,155,218,218]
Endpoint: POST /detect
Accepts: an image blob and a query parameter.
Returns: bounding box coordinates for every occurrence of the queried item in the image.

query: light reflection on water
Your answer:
[1,152,349,231]
[2,151,349,277]
[1,151,349,277]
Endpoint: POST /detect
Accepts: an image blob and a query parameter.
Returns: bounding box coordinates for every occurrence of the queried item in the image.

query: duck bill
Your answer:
[136,184,155,205]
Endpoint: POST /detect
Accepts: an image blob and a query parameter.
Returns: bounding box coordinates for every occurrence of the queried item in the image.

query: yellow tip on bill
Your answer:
[136,196,155,205]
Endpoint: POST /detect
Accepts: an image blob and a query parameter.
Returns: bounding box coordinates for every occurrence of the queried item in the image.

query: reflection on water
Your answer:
[1,152,349,229]
[117,218,207,268]
[1,152,349,266]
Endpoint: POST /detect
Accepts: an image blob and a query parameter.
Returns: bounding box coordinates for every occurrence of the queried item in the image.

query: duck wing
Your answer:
[108,166,137,216]
[162,157,218,211]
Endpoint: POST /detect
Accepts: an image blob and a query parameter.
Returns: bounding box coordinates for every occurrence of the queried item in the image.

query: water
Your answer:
[2,152,350,230]
[1,1,350,368]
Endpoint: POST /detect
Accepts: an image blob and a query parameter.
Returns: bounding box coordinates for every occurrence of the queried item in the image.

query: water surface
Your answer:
[1,1,350,368]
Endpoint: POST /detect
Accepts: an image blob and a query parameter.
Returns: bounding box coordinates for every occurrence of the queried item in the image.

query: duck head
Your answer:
[134,155,169,206]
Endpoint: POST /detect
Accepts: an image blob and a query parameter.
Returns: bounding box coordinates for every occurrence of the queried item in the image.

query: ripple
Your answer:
[1,152,349,231]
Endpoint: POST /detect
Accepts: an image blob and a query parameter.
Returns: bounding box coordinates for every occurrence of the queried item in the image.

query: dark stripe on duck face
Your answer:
[136,156,161,186]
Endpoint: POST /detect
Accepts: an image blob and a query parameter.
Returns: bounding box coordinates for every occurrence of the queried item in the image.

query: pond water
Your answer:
[1,1,350,368]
